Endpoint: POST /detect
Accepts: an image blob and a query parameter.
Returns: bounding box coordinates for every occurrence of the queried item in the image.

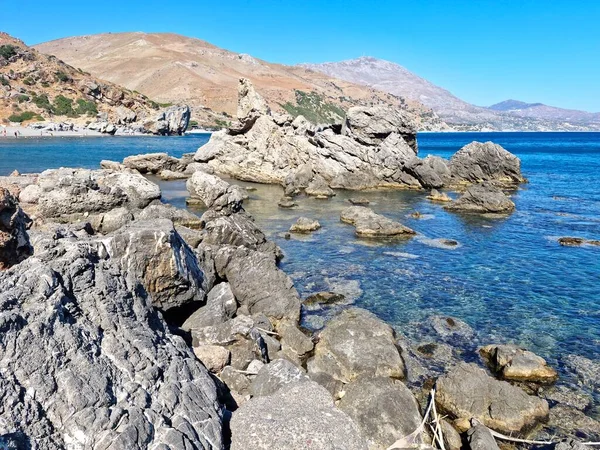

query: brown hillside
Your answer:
[35,32,447,129]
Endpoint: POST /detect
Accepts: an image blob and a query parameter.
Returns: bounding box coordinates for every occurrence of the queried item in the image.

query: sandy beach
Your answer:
[0,125,105,138]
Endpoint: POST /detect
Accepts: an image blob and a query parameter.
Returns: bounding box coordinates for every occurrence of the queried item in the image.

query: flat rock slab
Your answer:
[230,381,368,450]
[436,363,549,434]
[341,206,415,237]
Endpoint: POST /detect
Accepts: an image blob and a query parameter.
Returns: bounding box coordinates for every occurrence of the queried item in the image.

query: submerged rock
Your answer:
[308,308,405,383]
[444,182,515,214]
[0,187,32,269]
[480,344,558,384]
[278,196,297,208]
[230,381,368,450]
[349,197,370,205]
[436,363,549,434]
[341,206,416,237]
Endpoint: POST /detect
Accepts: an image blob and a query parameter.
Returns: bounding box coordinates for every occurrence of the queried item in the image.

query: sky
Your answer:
[3,0,600,111]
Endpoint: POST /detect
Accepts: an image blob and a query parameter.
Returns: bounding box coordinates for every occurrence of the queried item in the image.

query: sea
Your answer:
[2,132,599,376]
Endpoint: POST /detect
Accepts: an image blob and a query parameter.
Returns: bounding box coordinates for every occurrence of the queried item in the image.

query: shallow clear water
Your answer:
[2,132,600,371]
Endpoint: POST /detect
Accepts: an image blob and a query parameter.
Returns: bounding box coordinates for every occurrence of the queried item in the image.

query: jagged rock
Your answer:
[308,308,405,383]
[444,182,515,214]
[123,152,184,174]
[105,219,207,312]
[0,236,222,449]
[184,162,215,175]
[193,344,231,373]
[555,440,591,450]
[220,365,251,395]
[249,359,308,397]
[338,377,423,449]
[343,105,418,151]
[232,77,271,134]
[186,171,244,213]
[0,188,32,269]
[230,381,368,450]
[289,217,321,233]
[341,206,416,237]
[283,163,313,196]
[480,344,558,383]
[97,206,134,233]
[427,189,452,202]
[115,106,137,124]
[436,363,549,434]
[214,246,301,321]
[136,202,203,229]
[449,141,525,184]
[467,422,500,450]
[405,155,451,189]
[182,282,237,331]
[99,159,125,171]
[150,105,191,135]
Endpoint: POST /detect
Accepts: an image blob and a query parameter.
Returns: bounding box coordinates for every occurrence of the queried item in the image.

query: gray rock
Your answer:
[542,385,592,410]
[435,363,549,434]
[444,182,515,214]
[232,77,271,134]
[186,171,244,213]
[278,196,298,208]
[441,419,463,450]
[230,381,368,450]
[555,440,592,450]
[449,141,525,185]
[307,371,344,398]
[430,315,475,342]
[105,219,207,312]
[182,282,237,332]
[480,344,558,383]
[427,189,452,202]
[249,359,308,397]
[0,236,222,449]
[97,206,134,233]
[405,155,451,189]
[0,187,32,269]
[136,202,204,229]
[220,365,251,395]
[341,206,416,237]
[308,308,405,382]
[338,377,422,449]
[278,320,314,357]
[159,169,188,180]
[305,175,335,197]
[283,163,313,196]
[349,197,370,205]
[150,105,191,135]
[467,422,500,450]
[289,216,321,233]
[123,152,184,174]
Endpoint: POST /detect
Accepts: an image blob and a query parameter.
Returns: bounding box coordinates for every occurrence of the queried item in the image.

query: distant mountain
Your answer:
[35,34,447,130]
[301,57,600,131]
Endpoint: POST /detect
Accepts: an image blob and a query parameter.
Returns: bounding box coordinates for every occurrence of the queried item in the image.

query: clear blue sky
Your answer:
[5,0,600,111]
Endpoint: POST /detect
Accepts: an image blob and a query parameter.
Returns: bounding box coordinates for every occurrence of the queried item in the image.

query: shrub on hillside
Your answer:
[0,44,17,60]
[55,71,71,83]
[52,95,75,116]
[75,98,98,116]
[8,111,37,123]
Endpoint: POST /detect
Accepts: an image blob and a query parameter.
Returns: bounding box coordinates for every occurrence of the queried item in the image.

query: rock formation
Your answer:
[444,182,516,214]
[0,187,32,269]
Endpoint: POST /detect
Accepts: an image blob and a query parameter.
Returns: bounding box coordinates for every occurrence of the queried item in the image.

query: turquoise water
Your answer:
[2,132,600,371]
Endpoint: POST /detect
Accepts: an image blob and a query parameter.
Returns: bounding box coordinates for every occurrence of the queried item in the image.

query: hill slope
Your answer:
[35,33,448,130]
[0,32,176,132]
[301,57,600,131]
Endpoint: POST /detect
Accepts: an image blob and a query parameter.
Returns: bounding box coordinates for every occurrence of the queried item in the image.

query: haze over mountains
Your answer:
[35,33,446,130]
[302,57,600,131]
[34,33,599,131]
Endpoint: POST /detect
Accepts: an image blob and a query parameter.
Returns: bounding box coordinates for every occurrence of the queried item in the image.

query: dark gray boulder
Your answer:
[444,182,515,214]
[0,237,222,449]
[182,282,237,332]
[186,171,245,213]
[467,422,500,450]
[404,155,451,189]
[230,381,368,450]
[449,141,525,185]
[338,377,422,449]
[249,359,308,397]
[0,187,32,269]
[436,363,549,434]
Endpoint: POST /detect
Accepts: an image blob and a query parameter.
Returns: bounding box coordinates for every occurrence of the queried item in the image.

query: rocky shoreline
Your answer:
[0,80,599,449]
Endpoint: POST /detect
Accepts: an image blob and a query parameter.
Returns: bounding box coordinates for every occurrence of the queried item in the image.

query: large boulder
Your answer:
[338,377,423,449]
[444,182,515,214]
[182,282,237,331]
[230,381,368,450]
[435,363,549,434]
[308,308,405,383]
[249,358,308,397]
[150,105,191,135]
[404,155,451,189]
[0,187,32,269]
[341,206,415,237]
[449,141,525,184]
[104,219,207,312]
[0,237,222,449]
